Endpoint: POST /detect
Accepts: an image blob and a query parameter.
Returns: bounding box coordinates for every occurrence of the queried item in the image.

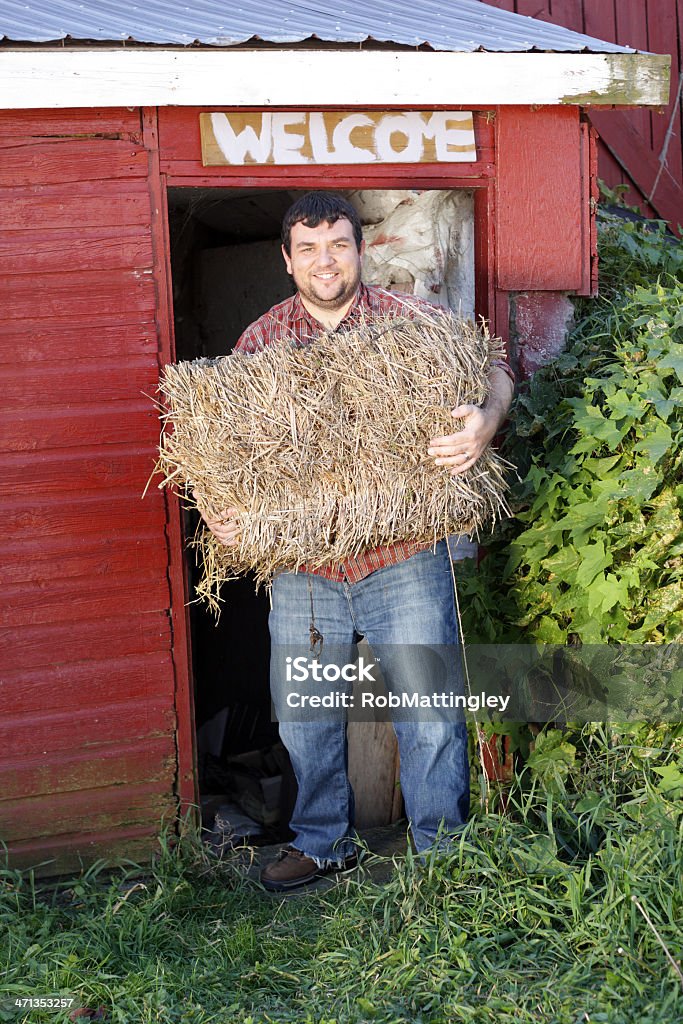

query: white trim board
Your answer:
[0,50,670,109]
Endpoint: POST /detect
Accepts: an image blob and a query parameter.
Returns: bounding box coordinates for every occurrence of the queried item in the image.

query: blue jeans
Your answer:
[269,540,470,865]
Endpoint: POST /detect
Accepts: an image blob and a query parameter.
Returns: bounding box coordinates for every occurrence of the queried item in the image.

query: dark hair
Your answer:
[281,191,363,255]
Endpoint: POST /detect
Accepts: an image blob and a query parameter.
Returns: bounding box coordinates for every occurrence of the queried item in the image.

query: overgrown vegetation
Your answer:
[1,725,681,1023]
[458,208,683,646]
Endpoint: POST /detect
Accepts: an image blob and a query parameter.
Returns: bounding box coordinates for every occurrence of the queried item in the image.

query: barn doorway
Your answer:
[166,186,476,851]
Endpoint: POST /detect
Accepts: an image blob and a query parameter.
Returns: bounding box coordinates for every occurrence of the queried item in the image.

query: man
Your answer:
[201,191,514,891]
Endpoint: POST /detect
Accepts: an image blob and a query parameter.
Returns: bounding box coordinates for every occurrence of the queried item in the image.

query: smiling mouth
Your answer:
[314,272,338,280]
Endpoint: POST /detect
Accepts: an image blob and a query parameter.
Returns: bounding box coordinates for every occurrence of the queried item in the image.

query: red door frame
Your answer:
[149,106,498,814]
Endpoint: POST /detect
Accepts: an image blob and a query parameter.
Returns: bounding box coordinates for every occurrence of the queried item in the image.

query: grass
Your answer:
[1,725,681,1024]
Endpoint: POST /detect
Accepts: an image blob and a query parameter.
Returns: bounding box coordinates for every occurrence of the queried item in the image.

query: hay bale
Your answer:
[155,309,510,609]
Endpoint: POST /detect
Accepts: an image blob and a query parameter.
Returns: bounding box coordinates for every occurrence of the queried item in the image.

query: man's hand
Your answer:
[428,404,500,475]
[428,366,514,476]
[193,491,240,546]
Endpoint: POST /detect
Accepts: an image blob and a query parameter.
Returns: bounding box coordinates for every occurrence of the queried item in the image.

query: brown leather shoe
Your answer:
[260,845,359,892]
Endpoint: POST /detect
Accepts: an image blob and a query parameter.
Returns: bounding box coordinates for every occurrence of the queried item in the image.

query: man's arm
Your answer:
[428,365,514,476]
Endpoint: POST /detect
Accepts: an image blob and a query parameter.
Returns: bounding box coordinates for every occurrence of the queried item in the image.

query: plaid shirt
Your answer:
[235,284,513,583]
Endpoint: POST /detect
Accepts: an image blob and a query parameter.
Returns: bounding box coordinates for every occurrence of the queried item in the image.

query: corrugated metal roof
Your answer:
[0,0,635,52]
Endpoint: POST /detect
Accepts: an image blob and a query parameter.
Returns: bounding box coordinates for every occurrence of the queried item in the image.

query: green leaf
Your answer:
[568,402,624,448]
[569,435,602,456]
[527,729,576,795]
[543,545,582,579]
[658,341,683,383]
[640,583,683,634]
[616,466,660,502]
[652,764,683,795]
[575,539,612,588]
[574,791,604,814]
[586,572,630,616]
[646,386,683,418]
[606,391,648,421]
[535,615,567,643]
[633,419,674,464]
[554,499,611,544]
[568,605,610,643]
[509,835,568,877]
[582,454,622,477]
[589,477,626,501]
[618,564,641,589]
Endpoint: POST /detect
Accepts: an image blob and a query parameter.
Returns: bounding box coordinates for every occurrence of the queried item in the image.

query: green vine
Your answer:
[458,209,683,648]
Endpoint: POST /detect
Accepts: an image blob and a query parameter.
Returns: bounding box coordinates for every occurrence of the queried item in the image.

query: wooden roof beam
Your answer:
[0,50,670,110]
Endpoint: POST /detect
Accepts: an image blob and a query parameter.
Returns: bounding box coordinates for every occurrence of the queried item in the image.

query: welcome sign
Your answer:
[200,111,477,166]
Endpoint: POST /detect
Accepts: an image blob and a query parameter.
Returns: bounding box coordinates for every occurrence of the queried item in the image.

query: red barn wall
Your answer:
[495,104,596,375]
[0,109,189,874]
[482,0,683,233]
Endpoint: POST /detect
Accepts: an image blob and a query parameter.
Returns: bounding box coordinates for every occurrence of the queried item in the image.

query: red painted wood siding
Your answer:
[496,105,584,291]
[482,0,683,233]
[0,109,181,874]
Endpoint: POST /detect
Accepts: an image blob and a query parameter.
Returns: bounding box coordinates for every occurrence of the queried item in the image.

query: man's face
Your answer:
[282,218,364,314]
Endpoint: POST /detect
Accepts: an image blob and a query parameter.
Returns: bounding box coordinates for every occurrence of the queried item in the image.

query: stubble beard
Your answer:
[293,267,361,312]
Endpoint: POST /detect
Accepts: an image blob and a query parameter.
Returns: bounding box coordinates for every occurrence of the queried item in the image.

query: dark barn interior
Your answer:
[168,187,302,846]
